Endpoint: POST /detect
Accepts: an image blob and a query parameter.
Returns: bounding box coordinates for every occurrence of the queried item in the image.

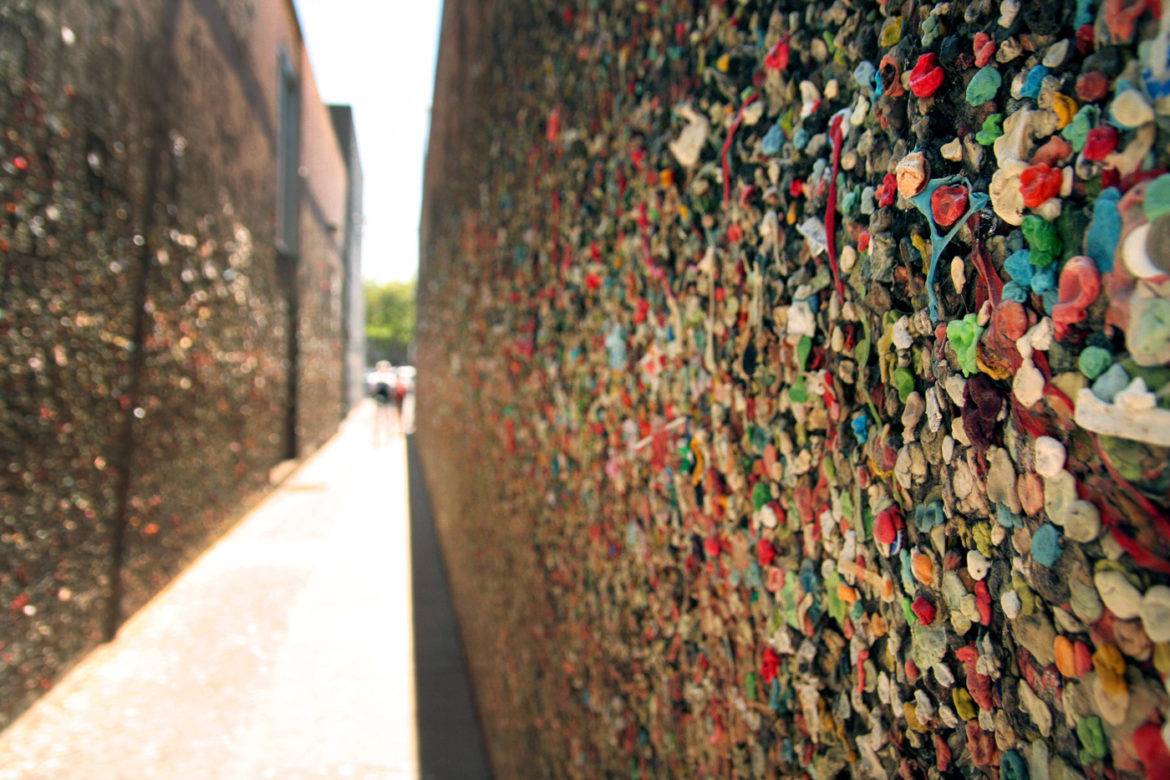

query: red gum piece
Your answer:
[873,505,902,545]
[1076,24,1096,54]
[975,580,992,625]
[967,666,994,710]
[1134,721,1170,780]
[764,37,790,71]
[931,184,969,227]
[1019,163,1063,208]
[824,114,847,301]
[1032,136,1074,166]
[1075,71,1110,102]
[1104,0,1159,44]
[761,646,780,683]
[1073,640,1094,677]
[934,735,952,773]
[1083,125,1120,161]
[876,173,897,207]
[911,596,937,625]
[973,32,995,67]
[969,224,1004,308]
[1052,256,1101,338]
[721,94,759,205]
[908,53,945,98]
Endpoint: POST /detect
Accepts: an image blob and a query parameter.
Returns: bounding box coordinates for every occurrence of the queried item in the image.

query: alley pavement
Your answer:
[0,400,487,779]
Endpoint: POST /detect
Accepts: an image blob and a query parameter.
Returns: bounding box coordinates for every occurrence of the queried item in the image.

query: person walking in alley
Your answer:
[370,360,397,445]
[393,372,408,432]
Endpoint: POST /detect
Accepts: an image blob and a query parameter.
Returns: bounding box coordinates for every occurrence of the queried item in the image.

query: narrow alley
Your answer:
[0,403,486,780]
[4,0,1170,776]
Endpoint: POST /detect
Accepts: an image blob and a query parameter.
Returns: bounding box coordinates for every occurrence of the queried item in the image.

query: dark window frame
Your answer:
[276,48,300,256]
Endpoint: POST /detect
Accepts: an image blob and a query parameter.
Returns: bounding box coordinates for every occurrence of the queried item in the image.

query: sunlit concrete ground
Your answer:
[0,401,430,779]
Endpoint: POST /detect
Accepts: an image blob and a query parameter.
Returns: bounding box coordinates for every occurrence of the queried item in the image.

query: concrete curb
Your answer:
[407,434,493,780]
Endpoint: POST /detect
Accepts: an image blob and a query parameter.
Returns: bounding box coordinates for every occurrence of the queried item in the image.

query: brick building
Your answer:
[329,104,366,416]
[0,0,359,727]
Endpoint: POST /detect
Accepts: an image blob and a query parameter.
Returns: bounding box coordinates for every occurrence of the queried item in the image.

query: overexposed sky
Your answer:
[293,0,444,283]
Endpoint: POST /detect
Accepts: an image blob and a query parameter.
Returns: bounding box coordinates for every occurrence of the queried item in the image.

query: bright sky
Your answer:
[292,0,444,283]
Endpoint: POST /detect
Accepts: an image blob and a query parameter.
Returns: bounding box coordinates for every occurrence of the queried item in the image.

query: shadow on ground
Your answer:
[407,435,492,780]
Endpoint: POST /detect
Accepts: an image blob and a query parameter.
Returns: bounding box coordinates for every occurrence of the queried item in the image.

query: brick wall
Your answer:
[0,0,351,727]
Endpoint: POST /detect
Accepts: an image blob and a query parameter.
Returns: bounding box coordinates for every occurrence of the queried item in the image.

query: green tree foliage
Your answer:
[364,279,415,356]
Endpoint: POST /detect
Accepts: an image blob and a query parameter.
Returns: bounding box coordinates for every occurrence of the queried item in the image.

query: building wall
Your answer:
[330,104,366,414]
[418,1,1170,777]
[0,0,351,727]
[0,0,149,723]
[295,41,346,452]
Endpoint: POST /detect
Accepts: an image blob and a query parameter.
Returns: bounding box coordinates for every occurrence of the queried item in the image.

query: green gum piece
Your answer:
[972,522,993,557]
[1144,174,1170,221]
[1061,105,1100,152]
[965,66,1002,105]
[780,108,796,135]
[1076,716,1107,763]
[789,374,809,403]
[953,688,977,721]
[1078,346,1112,379]
[825,571,847,623]
[854,336,872,366]
[752,481,771,510]
[879,17,903,47]
[975,113,1003,146]
[797,335,813,370]
[1001,750,1028,780]
[821,30,836,56]
[946,314,983,376]
[892,367,915,402]
[1022,215,1062,268]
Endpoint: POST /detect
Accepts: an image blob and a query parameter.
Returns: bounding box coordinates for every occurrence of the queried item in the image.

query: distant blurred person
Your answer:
[370,360,397,445]
[393,371,408,432]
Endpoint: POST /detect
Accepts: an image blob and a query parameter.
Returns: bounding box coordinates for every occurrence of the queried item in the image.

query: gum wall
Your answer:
[417,0,1170,777]
[0,0,347,728]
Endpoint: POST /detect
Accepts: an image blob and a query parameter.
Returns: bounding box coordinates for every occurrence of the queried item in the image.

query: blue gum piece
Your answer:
[1074,0,1095,27]
[1020,65,1049,100]
[909,176,990,322]
[1004,249,1034,284]
[1086,188,1121,272]
[762,123,783,155]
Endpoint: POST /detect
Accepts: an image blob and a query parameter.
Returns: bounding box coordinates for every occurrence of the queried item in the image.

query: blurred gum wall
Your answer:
[417,0,1170,777]
[0,0,355,727]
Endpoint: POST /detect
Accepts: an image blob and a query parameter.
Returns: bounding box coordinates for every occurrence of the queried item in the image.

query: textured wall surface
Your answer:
[419,1,1170,777]
[0,0,148,725]
[0,0,347,727]
[329,104,366,416]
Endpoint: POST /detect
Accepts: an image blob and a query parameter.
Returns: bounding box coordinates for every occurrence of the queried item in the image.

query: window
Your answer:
[276,49,300,255]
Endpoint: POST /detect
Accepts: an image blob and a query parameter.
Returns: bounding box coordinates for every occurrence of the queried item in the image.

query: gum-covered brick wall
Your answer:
[418,1,1170,777]
[0,0,347,727]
